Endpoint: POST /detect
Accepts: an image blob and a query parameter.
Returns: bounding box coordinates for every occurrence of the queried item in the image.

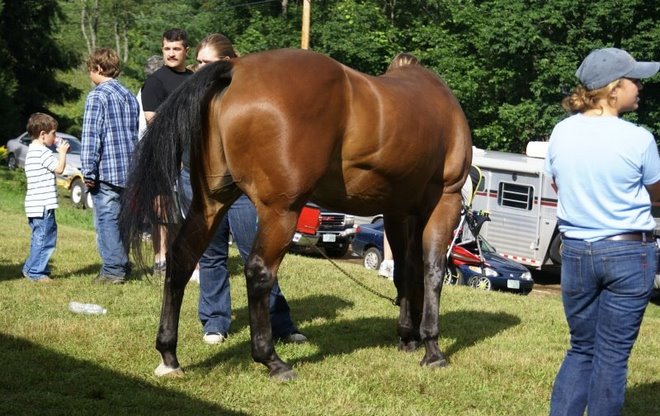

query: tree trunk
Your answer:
[281,0,288,17]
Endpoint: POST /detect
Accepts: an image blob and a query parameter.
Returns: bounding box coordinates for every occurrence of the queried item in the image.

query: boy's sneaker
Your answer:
[203,332,226,345]
[190,269,200,283]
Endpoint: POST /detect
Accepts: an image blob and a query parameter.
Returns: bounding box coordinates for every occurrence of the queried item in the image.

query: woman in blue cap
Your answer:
[546,48,660,416]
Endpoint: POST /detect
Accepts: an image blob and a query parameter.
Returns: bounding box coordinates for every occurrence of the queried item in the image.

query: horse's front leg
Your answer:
[154,203,223,377]
[245,207,299,381]
[418,192,462,368]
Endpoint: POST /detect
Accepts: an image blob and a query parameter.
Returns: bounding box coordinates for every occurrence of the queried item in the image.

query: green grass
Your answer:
[0,166,658,415]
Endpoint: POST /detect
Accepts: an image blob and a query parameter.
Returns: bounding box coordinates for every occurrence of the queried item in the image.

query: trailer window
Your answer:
[498,182,533,210]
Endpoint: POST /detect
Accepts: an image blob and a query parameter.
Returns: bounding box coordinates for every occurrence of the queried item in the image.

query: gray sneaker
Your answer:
[93,275,126,285]
[280,332,308,344]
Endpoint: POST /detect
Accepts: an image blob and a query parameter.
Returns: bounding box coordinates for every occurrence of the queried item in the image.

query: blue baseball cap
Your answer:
[576,48,659,90]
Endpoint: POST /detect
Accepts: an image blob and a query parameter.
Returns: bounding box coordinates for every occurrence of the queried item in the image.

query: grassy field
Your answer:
[0,167,658,415]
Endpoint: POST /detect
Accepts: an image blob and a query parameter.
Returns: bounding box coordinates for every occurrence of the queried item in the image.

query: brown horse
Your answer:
[121,48,472,381]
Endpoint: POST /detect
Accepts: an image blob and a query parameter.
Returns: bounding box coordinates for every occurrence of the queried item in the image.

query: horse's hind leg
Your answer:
[244,206,300,381]
[419,191,462,368]
[386,216,423,352]
[155,198,231,377]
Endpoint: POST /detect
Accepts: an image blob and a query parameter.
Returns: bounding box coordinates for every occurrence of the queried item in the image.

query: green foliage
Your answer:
[313,1,397,74]
[0,0,80,140]
[2,0,659,152]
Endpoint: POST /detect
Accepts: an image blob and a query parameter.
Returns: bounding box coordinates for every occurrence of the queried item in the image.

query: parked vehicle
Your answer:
[351,221,533,294]
[470,142,558,269]
[472,142,660,288]
[290,203,357,257]
[6,132,93,209]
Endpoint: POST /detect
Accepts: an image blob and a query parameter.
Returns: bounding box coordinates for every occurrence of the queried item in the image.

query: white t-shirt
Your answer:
[544,114,660,241]
[137,89,148,140]
[24,142,59,217]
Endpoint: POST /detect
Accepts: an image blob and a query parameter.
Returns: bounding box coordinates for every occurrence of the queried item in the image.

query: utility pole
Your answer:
[301,0,311,49]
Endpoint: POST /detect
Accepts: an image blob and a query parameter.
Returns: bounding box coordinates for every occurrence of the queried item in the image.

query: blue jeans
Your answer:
[179,168,298,338]
[550,238,656,416]
[23,208,57,279]
[90,182,130,278]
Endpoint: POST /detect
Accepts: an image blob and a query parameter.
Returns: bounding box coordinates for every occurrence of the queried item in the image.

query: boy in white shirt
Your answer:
[22,113,69,282]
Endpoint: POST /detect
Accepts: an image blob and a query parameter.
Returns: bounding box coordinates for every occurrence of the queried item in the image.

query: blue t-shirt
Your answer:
[544,114,660,241]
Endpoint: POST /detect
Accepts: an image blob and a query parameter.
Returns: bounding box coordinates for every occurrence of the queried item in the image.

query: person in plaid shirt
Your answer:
[81,48,138,284]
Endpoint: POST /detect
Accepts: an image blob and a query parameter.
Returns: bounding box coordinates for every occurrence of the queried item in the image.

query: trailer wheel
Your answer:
[549,234,562,265]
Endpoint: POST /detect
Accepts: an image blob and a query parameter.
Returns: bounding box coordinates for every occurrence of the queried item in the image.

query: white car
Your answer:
[6,132,93,209]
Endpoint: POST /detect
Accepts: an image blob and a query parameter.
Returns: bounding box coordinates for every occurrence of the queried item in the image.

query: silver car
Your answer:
[6,132,93,209]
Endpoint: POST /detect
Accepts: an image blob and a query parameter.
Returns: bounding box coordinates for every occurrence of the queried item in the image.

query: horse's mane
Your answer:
[386,52,420,73]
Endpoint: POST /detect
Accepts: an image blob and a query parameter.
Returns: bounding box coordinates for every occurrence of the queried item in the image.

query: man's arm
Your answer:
[144,111,155,123]
[81,92,102,188]
[645,181,660,202]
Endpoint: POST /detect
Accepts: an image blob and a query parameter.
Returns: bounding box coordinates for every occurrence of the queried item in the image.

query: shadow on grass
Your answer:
[188,294,519,373]
[0,334,246,416]
[624,381,660,415]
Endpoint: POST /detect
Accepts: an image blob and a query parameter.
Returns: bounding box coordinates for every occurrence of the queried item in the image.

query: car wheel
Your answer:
[324,242,350,258]
[84,188,94,209]
[7,153,17,169]
[70,178,85,208]
[363,247,383,270]
[473,275,493,291]
[443,263,464,286]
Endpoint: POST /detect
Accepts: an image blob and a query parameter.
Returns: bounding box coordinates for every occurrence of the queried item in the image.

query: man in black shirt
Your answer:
[142,28,193,123]
[141,28,193,272]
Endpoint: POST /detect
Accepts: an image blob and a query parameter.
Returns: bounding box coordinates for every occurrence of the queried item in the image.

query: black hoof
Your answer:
[420,355,448,368]
[397,339,420,352]
[270,368,298,382]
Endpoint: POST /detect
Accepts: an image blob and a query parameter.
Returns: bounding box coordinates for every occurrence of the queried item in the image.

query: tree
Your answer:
[0,0,80,139]
[406,0,660,152]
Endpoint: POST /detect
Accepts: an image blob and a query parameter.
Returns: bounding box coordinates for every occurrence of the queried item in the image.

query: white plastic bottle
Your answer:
[68,301,107,315]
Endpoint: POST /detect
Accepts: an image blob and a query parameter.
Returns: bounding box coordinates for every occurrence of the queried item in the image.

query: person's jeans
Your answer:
[91,182,130,278]
[23,208,57,278]
[178,168,298,338]
[549,238,656,416]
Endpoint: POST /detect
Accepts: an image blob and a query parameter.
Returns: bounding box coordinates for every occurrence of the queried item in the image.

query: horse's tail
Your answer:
[120,61,234,269]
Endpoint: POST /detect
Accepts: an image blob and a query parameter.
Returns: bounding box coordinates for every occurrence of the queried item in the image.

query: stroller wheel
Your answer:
[443,263,464,286]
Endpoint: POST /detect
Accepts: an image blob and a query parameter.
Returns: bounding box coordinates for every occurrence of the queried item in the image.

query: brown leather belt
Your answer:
[603,232,655,242]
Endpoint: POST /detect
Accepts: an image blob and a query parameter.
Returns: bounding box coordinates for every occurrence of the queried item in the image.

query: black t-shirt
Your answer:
[141,65,193,112]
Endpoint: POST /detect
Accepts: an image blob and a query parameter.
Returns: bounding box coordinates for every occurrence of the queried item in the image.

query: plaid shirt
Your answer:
[82,79,139,187]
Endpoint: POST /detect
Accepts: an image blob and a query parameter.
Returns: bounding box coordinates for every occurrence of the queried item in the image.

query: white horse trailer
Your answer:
[471,142,660,276]
[470,142,559,269]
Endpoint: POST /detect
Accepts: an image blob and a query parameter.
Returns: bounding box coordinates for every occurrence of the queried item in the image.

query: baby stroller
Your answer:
[444,165,492,286]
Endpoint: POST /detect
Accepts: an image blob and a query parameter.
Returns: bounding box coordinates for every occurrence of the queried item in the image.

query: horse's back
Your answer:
[217,49,470,213]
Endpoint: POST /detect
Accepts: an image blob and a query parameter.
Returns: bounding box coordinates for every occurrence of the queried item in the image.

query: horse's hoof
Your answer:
[154,362,185,377]
[270,369,297,382]
[397,340,420,352]
[420,356,448,369]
